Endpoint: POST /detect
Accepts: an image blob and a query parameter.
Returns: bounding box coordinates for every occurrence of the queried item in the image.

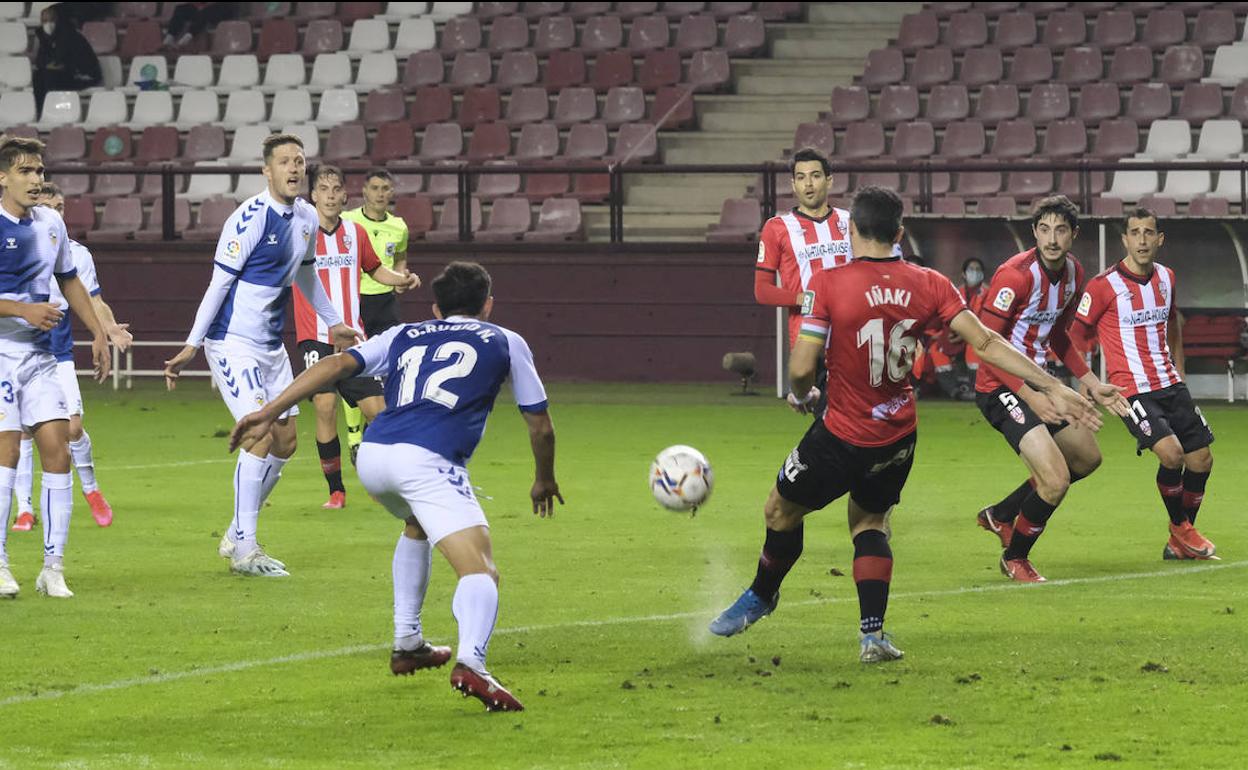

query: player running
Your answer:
[1069,208,1218,560]
[163,133,359,577]
[9,182,132,532]
[0,136,112,599]
[231,261,561,711]
[708,187,1101,662]
[294,164,419,509]
[972,196,1128,582]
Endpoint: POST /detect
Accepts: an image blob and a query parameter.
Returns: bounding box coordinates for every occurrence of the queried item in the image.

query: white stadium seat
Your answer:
[1105,161,1159,202]
[0,21,26,54]
[393,17,436,55]
[1204,45,1248,87]
[380,2,429,21]
[222,89,268,127]
[315,88,360,127]
[98,55,123,88]
[427,2,472,22]
[26,2,55,24]
[0,3,23,21]
[310,52,352,88]
[38,90,80,127]
[1160,170,1212,202]
[262,53,307,90]
[173,54,215,89]
[1209,166,1248,200]
[184,160,232,201]
[270,88,313,124]
[0,54,29,87]
[1190,119,1244,159]
[233,172,268,201]
[281,123,320,158]
[355,52,398,87]
[217,54,261,90]
[1138,119,1191,161]
[129,90,174,127]
[83,89,128,128]
[127,55,168,88]
[0,89,36,125]
[176,89,222,127]
[228,124,271,161]
[347,18,390,54]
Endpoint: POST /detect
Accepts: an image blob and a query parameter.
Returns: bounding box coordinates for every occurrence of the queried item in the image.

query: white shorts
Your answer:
[56,359,83,417]
[204,338,300,421]
[0,351,70,432]
[356,442,488,545]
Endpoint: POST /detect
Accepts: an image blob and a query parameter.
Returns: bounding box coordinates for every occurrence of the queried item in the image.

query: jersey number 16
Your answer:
[856,318,919,387]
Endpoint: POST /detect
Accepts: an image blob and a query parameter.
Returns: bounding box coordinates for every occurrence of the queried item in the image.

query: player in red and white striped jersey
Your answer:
[1070,208,1217,560]
[293,165,419,509]
[972,196,1129,582]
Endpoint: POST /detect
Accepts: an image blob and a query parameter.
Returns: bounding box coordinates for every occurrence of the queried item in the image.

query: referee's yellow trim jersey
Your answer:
[343,207,409,295]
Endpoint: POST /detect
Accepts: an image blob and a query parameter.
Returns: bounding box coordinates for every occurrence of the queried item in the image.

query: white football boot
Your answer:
[230,547,290,577]
[35,564,74,598]
[859,631,904,663]
[0,563,19,598]
[220,535,286,569]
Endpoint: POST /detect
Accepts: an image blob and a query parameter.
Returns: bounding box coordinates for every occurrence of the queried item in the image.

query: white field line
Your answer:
[96,458,234,472]
[1,559,1243,710]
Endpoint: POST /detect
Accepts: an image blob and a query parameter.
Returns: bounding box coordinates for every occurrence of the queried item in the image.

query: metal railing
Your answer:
[75,339,211,390]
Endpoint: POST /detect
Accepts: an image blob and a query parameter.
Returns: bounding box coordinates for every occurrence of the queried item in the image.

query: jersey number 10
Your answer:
[856,318,919,387]
[396,341,479,409]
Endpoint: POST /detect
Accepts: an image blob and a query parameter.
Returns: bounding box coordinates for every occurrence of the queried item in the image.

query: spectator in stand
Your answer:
[32,4,102,113]
[163,2,236,50]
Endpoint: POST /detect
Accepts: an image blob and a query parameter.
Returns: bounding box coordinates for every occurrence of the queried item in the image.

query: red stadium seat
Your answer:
[339,2,384,23]
[688,49,729,92]
[878,85,919,124]
[475,160,521,199]
[395,197,436,239]
[1126,83,1172,123]
[212,20,253,56]
[1108,44,1154,84]
[591,50,635,91]
[1076,82,1121,122]
[628,15,670,53]
[1042,9,1086,47]
[1042,118,1088,157]
[459,86,502,127]
[975,83,1020,122]
[910,46,954,87]
[83,21,117,55]
[897,11,939,51]
[467,122,512,160]
[477,2,520,20]
[723,14,765,57]
[610,122,658,163]
[45,126,86,162]
[249,1,291,17]
[404,51,446,89]
[136,125,179,163]
[553,86,597,127]
[660,2,706,17]
[990,118,1036,157]
[1092,9,1135,48]
[929,2,971,16]
[564,122,609,158]
[792,122,834,158]
[1193,8,1237,49]
[972,2,1019,14]
[497,51,540,89]
[523,170,570,199]
[652,85,695,129]
[1137,194,1177,217]
[708,1,753,18]
[441,17,482,55]
[924,84,969,124]
[425,197,483,242]
[184,196,236,239]
[571,172,610,202]
[489,15,530,52]
[1090,118,1139,158]
[59,196,94,238]
[977,196,1018,217]
[420,122,465,160]
[706,198,762,242]
[135,197,190,241]
[1058,45,1103,84]
[534,16,575,53]
[1231,82,1248,123]
[371,122,416,164]
[118,2,158,18]
[90,197,143,240]
[363,88,407,124]
[827,86,869,125]
[506,86,551,125]
[1008,45,1053,86]
[580,16,624,52]
[1006,170,1054,199]
[1188,196,1230,217]
[450,51,493,89]
[861,48,904,88]
[940,120,986,157]
[324,124,368,166]
[1057,170,1106,199]
[958,46,1003,87]
[185,125,226,161]
[476,197,532,241]
[616,1,659,18]
[675,14,718,53]
[1026,83,1070,122]
[954,170,1001,196]
[302,19,344,56]
[1141,8,1186,49]
[525,198,583,241]
[410,85,453,126]
[522,2,567,18]
[603,86,645,126]
[513,122,559,160]
[839,120,885,159]
[568,1,612,19]
[994,11,1036,49]
[426,161,462,198]
[1178,83,1225,123]
[892,121,936,159]
[1089,196,1123,218]
[1160,46,1206,86]
[544,50,586,89]
[931,196,966,215]
[944,11,988,49]
[257,18,297,60]
[89,126,133,161]
[120,19,162,58]
[292,2,337,20]
[93,166,139,202]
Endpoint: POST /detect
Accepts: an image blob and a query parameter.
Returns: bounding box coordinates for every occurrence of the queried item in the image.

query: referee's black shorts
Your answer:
[360,291,401,337]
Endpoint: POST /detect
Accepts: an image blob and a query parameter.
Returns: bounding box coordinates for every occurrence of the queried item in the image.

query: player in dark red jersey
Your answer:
[972,196,1129,583]
[1069,208,1217,560]
[709,187,1102,662]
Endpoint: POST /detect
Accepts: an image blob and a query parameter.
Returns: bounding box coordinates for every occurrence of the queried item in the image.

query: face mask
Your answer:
[964,267,984,286]
[42,22,55,35]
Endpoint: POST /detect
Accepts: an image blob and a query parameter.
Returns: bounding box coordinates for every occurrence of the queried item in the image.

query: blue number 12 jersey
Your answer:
[346,316,549,465]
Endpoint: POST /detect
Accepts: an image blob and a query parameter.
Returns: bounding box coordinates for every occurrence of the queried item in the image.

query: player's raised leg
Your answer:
[10,433,34,530]
[31,416,74,598]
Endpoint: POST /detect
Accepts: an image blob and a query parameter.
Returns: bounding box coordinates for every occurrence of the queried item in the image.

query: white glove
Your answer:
[786,386,821,415]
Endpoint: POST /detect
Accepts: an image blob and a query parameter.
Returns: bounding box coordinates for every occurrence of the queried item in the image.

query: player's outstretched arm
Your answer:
[92,296,132,352]
[786,337,822,414]
[521,410,563,518]
[0,299,63,330]
[58,274,111,382]
[366,264,421,294]
[229,352,361,453]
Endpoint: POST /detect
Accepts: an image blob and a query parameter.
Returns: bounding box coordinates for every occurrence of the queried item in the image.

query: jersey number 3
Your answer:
[856,318,919,387]
[396,342,478,409]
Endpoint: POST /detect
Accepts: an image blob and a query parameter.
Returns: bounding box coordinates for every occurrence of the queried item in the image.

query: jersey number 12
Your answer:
[856,318,919,387]
[395,342,478,409]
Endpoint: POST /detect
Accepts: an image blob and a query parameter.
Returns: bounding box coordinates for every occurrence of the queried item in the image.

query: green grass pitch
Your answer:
[0,381,1244,769]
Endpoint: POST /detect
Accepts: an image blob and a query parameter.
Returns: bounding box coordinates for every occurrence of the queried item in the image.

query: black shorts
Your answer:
[1122,382,1215,455]
[359,291,401,338]
[296,340,384,407]
[976,385,1068,454]
[775,421,916,515]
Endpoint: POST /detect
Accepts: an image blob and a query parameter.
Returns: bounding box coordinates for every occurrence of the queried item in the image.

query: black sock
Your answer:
[317,438,345,494]
[990,480,1032,523]
[1003,491,1059,560]
[852,529,892,635]
[1181,469,1210,525]
[1156,465,1185,526]
[748,524,803,601]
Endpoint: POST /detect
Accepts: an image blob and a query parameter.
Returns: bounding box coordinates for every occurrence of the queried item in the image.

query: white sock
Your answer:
[15,438,33,513]
[259,454,289,505]
[393,534,432,647]
[40,472,72,567]
[69,432,98,493]
[0,466,14,562]
[229,452,267,557]
[452,573,499,671]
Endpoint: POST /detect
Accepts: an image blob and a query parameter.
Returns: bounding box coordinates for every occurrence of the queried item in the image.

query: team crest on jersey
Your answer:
[254,393,265,407]
[757,241,766,264]
[225,239,241,258]
[1159,283,1169,300]
[993,287,1015,312]
[1139,419,1152,437]
[1077,291,1093,317]
[48,231,57,247]
[301,225,311,243]
[342,232,352,249]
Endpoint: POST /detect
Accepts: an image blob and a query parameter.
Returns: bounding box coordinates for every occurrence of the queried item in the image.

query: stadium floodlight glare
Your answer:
[722,352,759,396]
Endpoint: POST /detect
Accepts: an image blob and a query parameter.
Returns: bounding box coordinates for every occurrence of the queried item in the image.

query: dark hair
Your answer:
[1031,194,1079,231]
[261,132,304,162]
[40,181,63,198]
[0,136,45,171]
[789,148,831,177]
[1124,207,1160,231]
[432,261,492,318]
[850,185,904,246]
[961,257,984,272]
[308,163,343,200]
[364,168,394,185]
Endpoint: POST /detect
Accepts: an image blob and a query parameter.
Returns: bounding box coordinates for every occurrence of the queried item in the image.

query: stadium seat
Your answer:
[393,196,434,240]
[525,198,582,241]
[565,122,609,158]
[994,11,1036,49]
[954,170,1001,196]
[0,21,25,55]
[271,88,313,124]
[120,19,161,58]
[897,11,939,51]
[172,55,214,89]
[292,1,337,19]
[420,122,465,159]
[1178,82,1224,123]
[185,196,237,239]
[475,160,521,199]
[476,196,532,241]
[135,197,191,241]
[410,85,454,126]
[792,122,834,158]
[874,85,918,125]
[263,53,307,90]
[1026,83,1070,122]
[1091,117,1140,158]
[1141,8,1186,49]
[233,171,268,201]
[553,86,597,127]
[339,1,385,23]
[857,171,902,191]
[523,170,570,200]
[724,14,765,57]
[1126,83,1173,123]
[567,1,612,19]
[281,122,320,158]
[176,89,221,127]
[1092,9,1135,48]
[1108,45,1153,84]
[628,15,670,52]
[581,15,624,52]
[1140,119,1192,160]
[212,20,253,56]
[990,118,1036,157]
[1057,169,1106,199]
[602,85,643,126]
[976,196,1018,217]
[1188,194,1230,216]
[127,56,168,89]
[83,20,118,55]
[217,55,261,90]
[425,197,483,242]
[311,53,353,87]
[616,1,659,18]
[708,1,754,17]
[861,48,904,88]
[827,86,869,125]
[316,88,361,127]
[840,120,885,159]
[223,90,268,127]
[394,17,437,55]
[687,48,729,93]
[571,172,610,202]
[136,125,179,163]
[323,123,368,165]
[610,122,658,163]
[58,196,94,238]
[441,16,482,55]
[924,84,969,124]
[660,1,704,17]
[497,50,540,89]
[1042,9,1086,47]
[513,122,559,161]
[939,120,986,157]
[892,121,936,159]
[363,88,407,123]
[257,18,298,60]
[544,50,586,89]
[404,50,446,88]
[652,86,695,129]
[0,54,30,89]
[426,160,462,198]
[450,51,493,89]
[1229,83,1248,124]
[130,91,175,129]
[489,14,530,52]
[93,163,139,200]
[1136,194,1177,216]
[427,1,474,22]
[975,83,1019,122]
[505,86,550,125]
[467,122,511,161]
[930,196,965,215]
[534,16,575,53]
[1008,45,1053,86]
[1206,45,1248,87]
[591,49,636,91]
[1160,170,1212,202]
[371,121,416,163]
[706,198,762,242]
[1191,119,1244,159]
[945,11,988,49]
[459,86,502,127]
[186,125,227,161]
[228,125,271,161]
[909,46,953,87]
[1193,8,1236,50]
[1077,82,1122,123]
[675,14,717,53]
[1105,163,1159,201]
[1043,118,1088,157]
[1006,170,1052,197]
[640,48,682,92]
[184,161,232,201]
[37,91,79,128]
[82,90,128,129]
[1160,46,1206,86]
[357,52,399,87]
[958,46,1003,87]
[303,19,344,56]
[45,126,86,163]
[348,18,391,54]
[99,55,123,88]
[1058,46,1102,84]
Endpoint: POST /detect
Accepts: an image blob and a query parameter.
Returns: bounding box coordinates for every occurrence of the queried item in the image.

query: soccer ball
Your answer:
[649,445,713,513]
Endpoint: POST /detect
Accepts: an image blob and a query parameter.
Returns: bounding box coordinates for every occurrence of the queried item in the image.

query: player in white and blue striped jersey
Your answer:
[230,261,562,712]
[163,133,360,578]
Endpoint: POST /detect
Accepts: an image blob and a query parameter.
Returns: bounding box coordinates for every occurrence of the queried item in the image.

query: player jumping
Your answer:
[231,261,562,711]
[709,187,1102,662]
